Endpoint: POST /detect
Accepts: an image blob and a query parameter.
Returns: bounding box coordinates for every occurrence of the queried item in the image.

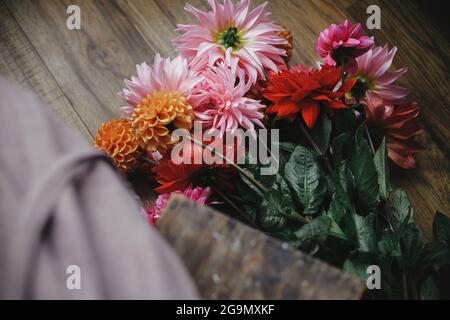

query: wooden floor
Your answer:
[0,0,448,240]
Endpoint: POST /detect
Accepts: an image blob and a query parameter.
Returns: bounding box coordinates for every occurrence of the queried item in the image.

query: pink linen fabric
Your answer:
[0,77,199,299]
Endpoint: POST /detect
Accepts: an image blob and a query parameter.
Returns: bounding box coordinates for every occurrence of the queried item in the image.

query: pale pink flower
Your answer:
[195,64,265,136]
[316,20,374,73]
[146,186,213,224]
[119,54,204,117]
[351,45,409,103]
[174,0,287,83]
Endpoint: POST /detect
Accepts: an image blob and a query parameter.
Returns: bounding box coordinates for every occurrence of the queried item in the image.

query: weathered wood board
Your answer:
[157,196,365,299]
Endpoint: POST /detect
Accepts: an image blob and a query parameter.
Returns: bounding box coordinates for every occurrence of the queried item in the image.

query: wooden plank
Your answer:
[114,0,182,57]
[0,1,92,139]
[157,196,365,300]
[4,0,160,134]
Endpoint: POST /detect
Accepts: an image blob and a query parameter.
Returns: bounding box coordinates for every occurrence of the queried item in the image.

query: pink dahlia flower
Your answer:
[195,64,265,136]
[146,185,213,224]
[350,45,409,103]
[174,0,287,83]
[119,54,203,117]
[316,20,374,73]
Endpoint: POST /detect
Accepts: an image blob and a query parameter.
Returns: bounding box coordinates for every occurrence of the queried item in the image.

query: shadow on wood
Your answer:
[156,196,365,300]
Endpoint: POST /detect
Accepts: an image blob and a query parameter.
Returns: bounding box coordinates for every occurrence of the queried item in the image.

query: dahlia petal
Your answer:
[292,89,312,102]
[337,78,357,96]
[343,38,361,47]
[324,99,349,109]
[376,67,407,86]
[387,145,417,169]
[374,85,410,101]
[154,179,189,194]
[300,99,320,128]
[276,100,300,118]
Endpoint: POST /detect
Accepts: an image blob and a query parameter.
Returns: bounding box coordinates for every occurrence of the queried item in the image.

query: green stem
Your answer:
[298,120,334,174]
[289,209,310,224]
[364,123,376,156]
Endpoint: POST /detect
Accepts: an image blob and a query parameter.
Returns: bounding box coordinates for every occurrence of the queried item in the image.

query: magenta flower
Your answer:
[174,0,287,83]
[146,185,213,224]
[316,20,374,73]
[195,63,265,136]
[350,45,409,103]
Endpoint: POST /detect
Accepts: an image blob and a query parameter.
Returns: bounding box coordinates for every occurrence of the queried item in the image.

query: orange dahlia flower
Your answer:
[94,119,142,173]
[277,26,294,62]
[130,90,194,155]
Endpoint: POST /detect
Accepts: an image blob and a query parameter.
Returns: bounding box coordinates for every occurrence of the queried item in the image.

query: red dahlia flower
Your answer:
[153,158,236,194]
[366,96,424,169]
[153,159,203,193]
[264,65,356,128]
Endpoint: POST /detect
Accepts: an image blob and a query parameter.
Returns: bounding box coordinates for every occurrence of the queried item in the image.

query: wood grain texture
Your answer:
[0,2,92,139]
[0,0,448,239]
[157,196,365,299]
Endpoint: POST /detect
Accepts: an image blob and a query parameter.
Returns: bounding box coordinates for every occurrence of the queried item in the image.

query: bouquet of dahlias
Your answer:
[94,0,450,300]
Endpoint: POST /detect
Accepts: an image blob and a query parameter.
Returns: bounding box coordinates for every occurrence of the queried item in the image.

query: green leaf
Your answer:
[418,212,450,268]
[378,215,410,258]
[420,277,440,300]
[331,132,352,166]
[294,216,332,254]
[310,110,332,153]
[421,241,450,267]
[347,131,380,215]
[271,142,296,175]
[373,138,391,199]
[433,211,450,245]
[391,189,413,224]
[401,224,424,267]
[259,176,293,231]
[353,213,377,253]
[329,221,348,242]
[379,231,402,258]
[327,193,349,224]
[343,252,378,283]
[276,142,297,153]
[284,146,327,215]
